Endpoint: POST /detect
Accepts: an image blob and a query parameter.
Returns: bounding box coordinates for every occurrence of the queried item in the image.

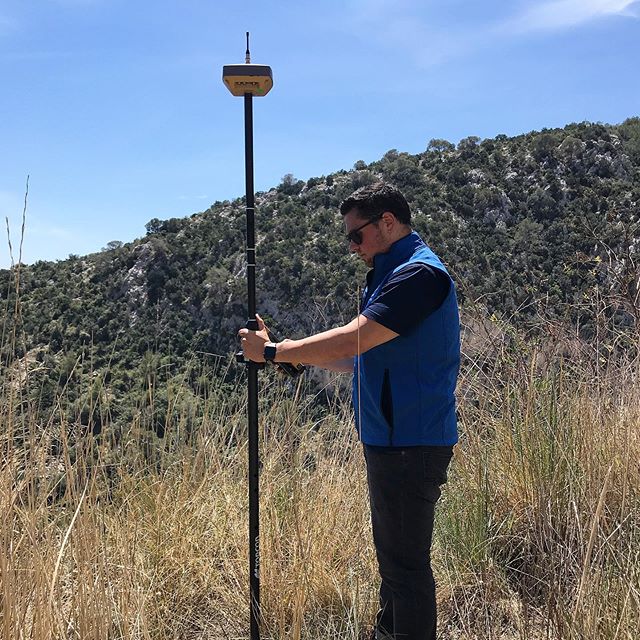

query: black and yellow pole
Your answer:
[222,34,273,640]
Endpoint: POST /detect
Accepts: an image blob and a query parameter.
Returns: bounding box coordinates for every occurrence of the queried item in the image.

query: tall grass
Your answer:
[440,338,640,639]
[1,324,638,639]
[1,360,378,639]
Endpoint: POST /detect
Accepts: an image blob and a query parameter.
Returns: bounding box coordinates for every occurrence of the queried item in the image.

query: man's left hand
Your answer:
[238,314,270,362]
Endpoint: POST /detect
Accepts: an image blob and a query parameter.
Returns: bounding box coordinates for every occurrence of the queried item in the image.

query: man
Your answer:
[238,182,460,639]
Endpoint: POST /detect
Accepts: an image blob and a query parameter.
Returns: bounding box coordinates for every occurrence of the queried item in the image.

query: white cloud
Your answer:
[505,0,639,33]
[344,1,470,68]
[344,0,639,69]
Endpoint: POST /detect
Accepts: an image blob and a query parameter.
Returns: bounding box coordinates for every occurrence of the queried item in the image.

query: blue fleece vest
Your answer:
[353,231,460,446]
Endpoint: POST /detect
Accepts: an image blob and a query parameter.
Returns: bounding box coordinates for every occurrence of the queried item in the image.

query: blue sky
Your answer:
[1,0,639,267]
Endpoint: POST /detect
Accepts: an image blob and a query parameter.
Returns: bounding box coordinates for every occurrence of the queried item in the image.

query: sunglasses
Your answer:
[345,216,381,245]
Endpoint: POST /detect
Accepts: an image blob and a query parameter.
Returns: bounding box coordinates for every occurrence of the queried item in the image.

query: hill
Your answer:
[1,118,639,430]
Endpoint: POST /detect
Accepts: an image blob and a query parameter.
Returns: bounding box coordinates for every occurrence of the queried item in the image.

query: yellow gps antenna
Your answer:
[223,32,273,97]
[222,33,271,640]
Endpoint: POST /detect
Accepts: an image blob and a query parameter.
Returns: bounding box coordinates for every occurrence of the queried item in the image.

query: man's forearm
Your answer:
[272,314,399,368]
[239,314,398,366]
[274,325,359,367]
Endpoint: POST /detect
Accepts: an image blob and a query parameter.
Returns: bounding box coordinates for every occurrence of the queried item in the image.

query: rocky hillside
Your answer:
[2,118,639,431]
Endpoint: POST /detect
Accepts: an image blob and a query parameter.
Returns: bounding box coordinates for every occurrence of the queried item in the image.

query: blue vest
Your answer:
[353,231,460,446]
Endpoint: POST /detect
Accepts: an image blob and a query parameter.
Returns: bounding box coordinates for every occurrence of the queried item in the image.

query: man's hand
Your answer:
[238,314,270,362]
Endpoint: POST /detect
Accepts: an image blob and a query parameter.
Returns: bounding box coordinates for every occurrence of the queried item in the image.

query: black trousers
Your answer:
[363,444,453,640]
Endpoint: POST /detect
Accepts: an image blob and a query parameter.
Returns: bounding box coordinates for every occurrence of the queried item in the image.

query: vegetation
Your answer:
[1,117,639,637]
[1,118,639,426]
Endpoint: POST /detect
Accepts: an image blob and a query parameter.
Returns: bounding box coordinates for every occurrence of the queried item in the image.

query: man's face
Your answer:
[343,208,385,267]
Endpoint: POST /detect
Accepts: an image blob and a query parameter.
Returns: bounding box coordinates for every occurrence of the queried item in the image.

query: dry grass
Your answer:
[1,331,639,639]
[0,368,380,639]
[437,320,640,640]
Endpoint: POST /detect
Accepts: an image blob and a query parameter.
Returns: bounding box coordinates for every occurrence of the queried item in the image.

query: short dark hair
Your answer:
[339,182,411,225]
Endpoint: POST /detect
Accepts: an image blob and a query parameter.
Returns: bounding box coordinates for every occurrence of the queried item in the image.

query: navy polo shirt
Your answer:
[361,263,451,335]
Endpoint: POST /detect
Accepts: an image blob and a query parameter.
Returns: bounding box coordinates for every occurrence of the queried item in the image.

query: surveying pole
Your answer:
[222,34,272,640]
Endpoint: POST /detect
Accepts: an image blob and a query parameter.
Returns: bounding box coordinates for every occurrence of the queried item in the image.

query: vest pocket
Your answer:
[380,368,394,446]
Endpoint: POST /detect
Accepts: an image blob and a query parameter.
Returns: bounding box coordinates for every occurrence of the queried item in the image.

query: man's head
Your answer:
[340,182,412,266]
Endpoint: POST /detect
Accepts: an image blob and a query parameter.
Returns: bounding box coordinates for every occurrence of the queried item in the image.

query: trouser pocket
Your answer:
[421,446,453,503]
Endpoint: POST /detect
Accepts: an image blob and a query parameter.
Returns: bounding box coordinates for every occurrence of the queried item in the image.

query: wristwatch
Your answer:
[263,342,277,363]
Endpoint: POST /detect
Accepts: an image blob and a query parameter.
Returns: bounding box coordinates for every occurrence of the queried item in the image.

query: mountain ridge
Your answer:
[2,117,639,429]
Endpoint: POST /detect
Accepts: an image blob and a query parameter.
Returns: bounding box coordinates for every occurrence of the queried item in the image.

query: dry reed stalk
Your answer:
[571,463,613,631]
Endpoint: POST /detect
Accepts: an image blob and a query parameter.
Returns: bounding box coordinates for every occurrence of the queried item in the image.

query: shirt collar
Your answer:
[362,231,425,302]
[372,230,424,278]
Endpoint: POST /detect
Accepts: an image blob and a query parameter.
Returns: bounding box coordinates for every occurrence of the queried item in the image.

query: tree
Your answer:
[103,240,123,252]
[457,136,481,158]
[618,117,640,163]
[278,173,304,196]
[145,218,163,234]
[427,139,454,153]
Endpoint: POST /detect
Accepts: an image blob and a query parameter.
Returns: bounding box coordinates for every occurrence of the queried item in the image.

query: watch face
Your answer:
[264,344,277,362]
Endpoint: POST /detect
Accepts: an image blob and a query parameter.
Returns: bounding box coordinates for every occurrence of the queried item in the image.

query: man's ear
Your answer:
[380,211,396,231]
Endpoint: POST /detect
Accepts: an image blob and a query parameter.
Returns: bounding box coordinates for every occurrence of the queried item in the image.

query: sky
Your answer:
[1,0,639,268]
